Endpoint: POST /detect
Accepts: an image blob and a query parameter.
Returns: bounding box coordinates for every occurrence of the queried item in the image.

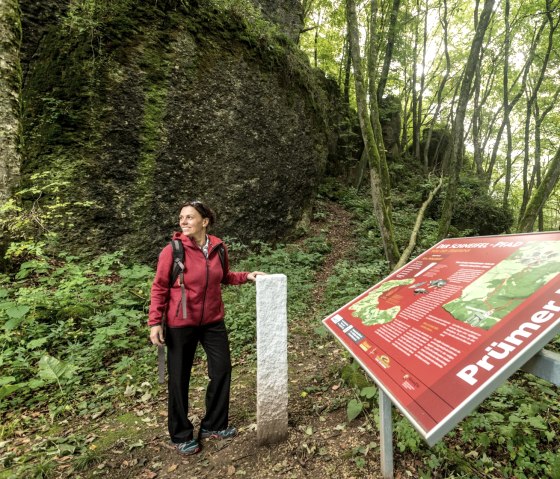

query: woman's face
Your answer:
[179,206,208,239]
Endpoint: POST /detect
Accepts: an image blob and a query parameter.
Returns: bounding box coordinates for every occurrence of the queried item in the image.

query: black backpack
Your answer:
[169,239,227,286]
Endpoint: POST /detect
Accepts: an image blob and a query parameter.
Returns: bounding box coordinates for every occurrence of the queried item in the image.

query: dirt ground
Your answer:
[69,202,417,478]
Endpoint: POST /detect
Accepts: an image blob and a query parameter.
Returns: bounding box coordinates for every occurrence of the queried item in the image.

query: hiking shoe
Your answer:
[199,426,237,440]
[175,438,201,455]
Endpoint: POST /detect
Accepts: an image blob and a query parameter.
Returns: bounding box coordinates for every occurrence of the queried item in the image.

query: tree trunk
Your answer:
[347,0,399,266]
[501,0,512,209]
[411,5,420,162]
[418,0,428,169]
[0,0,22,204]
[394,176,443,271]
[485,18,546,185]
[368,0,391,204]
[423,0,450,173]
[438,0,496,239]
[533,102,543,231]
[519,0,558,219]
[313,10,322,68]
[376,0,401,103]
[518,144,560,233]
[343,32,351,105]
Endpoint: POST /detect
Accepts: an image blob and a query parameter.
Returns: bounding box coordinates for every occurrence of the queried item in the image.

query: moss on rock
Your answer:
[19,0,343,262]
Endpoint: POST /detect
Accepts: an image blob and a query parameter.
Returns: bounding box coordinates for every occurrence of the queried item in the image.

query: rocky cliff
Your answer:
[17,0,345,261]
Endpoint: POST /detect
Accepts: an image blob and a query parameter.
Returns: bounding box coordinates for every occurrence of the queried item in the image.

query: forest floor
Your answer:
[1,200,432,479]
[66,200,420,479]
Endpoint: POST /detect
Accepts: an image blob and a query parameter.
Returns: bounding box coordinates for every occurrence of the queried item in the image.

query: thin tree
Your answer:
[347,0,400,266]
[532,85,560,230]
[518,144,560,232]
[0,0,22,204]
[438,0,496,239]
[376,0,401,103]
[368,0,391,203]
[423,0,451,173]
[485,17,547,185]
[519,0,559,219]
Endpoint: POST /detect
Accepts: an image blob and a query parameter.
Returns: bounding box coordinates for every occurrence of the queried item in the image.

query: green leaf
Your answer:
[3,316,26,332]
[38,355,77,390]
[347,399,363,421]
[360,386,376,399]
[0,376,16,386]
[528,415,547,430]
[0,383,22,400]
[5,305,30,320]
[28,337,49,349]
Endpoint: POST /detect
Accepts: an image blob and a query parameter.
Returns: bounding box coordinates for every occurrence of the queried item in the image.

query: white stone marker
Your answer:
[256,274,288,445]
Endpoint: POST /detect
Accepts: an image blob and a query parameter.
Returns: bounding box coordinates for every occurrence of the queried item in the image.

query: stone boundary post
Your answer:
[256,274,288,445]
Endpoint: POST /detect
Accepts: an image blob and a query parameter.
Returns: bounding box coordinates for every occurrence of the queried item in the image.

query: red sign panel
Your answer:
[323,232,560,445]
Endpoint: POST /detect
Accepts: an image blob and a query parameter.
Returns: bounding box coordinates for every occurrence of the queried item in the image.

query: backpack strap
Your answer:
[170,239,187,319]
[217,244,226,279]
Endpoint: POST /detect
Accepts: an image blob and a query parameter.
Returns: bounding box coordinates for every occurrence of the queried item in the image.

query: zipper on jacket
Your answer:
[199,242,220,326]
[199,256,209,325]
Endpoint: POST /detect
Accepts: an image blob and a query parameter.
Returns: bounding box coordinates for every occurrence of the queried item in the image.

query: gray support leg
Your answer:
[256,274,288,445]
[379,390,394,479]
[521,348,560,386]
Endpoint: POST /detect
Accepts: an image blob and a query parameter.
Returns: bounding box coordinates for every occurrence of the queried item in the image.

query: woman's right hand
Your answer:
[150,325,165,346]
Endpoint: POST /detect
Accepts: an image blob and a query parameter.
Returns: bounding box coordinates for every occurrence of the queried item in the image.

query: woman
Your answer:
[149,200,264,455]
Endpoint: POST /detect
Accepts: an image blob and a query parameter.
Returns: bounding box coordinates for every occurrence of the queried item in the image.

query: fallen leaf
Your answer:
[331,384,340,391]
[167,464,178,472]
[91,410,105,420]
[227,465,236,476]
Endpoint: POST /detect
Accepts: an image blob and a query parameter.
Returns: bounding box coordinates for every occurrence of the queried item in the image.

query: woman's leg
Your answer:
[199,321,232,431]
[166,326,198,443]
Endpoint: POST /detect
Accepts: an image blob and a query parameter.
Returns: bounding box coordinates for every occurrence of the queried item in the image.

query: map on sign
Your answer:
[443,242,560,329]
[349,279,414,325]
[323,233,560,445]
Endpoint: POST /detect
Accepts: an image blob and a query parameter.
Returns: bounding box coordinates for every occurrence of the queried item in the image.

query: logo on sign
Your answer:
[375,355,391,369]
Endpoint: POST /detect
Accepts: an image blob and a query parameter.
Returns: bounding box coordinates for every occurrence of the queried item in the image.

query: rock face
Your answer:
[253,0,303,42]
[18,1,340,261]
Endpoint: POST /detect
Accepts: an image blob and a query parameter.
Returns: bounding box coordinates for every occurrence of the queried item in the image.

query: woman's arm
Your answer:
[148,244,173,326]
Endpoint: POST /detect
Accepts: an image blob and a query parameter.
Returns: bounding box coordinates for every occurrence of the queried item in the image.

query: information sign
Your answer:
[323,232,560,445]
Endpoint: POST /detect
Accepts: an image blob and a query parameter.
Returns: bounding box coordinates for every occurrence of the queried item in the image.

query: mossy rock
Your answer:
[18,0,346,263]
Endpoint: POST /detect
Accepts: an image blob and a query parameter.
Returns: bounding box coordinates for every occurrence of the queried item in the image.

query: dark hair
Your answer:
[181,200,216,227]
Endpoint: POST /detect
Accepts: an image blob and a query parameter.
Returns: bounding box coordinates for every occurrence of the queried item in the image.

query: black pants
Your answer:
[166,321,232,443]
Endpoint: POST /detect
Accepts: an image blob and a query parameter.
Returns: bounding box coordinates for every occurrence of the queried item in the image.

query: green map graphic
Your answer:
[350,279,414,325]
[443,241,560,329]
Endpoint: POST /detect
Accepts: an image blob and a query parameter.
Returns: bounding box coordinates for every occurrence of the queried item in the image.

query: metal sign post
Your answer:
[375,346,560,479]
[379,390,394,479]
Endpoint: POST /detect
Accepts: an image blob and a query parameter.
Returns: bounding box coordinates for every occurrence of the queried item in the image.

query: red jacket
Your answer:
[148,233,248,328]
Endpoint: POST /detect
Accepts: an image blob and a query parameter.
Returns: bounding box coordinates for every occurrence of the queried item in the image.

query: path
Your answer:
[89,200,388,479]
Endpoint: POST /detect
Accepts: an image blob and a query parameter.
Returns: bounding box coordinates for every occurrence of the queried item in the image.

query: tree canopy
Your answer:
[301,0,560,240]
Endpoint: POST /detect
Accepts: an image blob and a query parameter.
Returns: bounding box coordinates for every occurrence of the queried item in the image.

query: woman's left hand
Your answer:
[247,271,266,282]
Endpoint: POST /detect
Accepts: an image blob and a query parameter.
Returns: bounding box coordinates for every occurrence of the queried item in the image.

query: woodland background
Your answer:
[0,0,559,478]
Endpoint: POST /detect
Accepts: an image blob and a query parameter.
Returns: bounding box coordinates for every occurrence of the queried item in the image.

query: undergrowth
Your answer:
[322,182,560,479]
[0,232,327,477]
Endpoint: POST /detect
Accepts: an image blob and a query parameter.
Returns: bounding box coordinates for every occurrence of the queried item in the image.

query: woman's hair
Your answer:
[181,200,216,227]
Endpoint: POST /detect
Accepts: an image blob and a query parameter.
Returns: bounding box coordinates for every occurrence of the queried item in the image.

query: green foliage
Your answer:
[223,238,328,354]
[388,376,560,478]
[0,171,96,272]
[346,385,378,422]
[428,175,514,236]
[0,251,154,419]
